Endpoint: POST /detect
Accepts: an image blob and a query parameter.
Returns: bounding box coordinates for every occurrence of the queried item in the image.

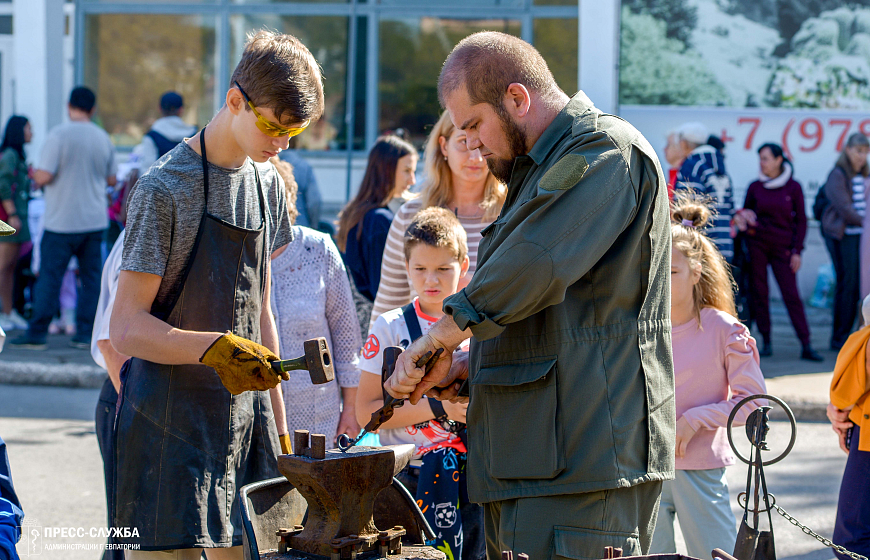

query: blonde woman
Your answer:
[369,111,506,327]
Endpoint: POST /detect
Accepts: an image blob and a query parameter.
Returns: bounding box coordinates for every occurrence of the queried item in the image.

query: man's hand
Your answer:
[386,334,455,404]
[790,253,802,273]
[200,331,287,395]
[675,416,697,459]
[425,350,469,403]
[827,403,854,454]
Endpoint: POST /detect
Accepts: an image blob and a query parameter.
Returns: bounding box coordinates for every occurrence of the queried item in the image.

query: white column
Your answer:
[578,0,620,115]
[14,0,65,161]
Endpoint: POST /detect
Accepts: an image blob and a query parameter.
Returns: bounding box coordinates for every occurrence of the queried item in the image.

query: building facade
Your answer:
[13,0,870,297]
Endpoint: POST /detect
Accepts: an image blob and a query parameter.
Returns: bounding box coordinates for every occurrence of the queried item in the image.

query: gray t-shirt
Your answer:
[122,141,293,311]
[38,121,117,233]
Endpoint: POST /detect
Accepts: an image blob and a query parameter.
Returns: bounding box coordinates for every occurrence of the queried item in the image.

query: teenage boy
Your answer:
[356,207,483,560]
[109,31,324,559]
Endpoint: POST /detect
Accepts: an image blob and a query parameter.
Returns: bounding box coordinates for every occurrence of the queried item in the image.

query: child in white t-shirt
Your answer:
[356,207,483,560]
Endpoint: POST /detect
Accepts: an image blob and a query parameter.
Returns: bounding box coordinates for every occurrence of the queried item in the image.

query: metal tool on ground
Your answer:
[726,394,867,560]
[264,432,443,560]
[337,348,444,451]
[271,337,335,384]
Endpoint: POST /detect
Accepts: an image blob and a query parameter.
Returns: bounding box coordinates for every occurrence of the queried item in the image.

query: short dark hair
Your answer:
[758,142,789,175]
[438,31,560,109]
[160,91,184,115]
[230,30,325,126]
[69,86,96,113]
[403,207,468,263]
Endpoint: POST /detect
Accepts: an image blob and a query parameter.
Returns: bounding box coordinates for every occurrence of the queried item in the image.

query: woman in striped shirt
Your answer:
[369,111,506,327]
[822,132,870,349]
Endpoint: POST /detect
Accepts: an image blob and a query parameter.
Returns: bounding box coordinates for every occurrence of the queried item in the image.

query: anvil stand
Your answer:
[269,430,445,560]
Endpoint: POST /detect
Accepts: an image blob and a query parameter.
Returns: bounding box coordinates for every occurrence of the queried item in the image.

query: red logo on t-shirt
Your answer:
[362,334,380,360]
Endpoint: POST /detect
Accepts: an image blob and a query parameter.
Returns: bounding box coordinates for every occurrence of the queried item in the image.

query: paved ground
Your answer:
[0,333,104,388]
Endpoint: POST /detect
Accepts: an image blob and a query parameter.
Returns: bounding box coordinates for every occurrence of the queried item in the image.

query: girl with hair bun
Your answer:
[650,193,767,557]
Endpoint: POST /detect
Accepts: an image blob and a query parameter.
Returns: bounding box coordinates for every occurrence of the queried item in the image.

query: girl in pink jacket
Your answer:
[650,194,767,557]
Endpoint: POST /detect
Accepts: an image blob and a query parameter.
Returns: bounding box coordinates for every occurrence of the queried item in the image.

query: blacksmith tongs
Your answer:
[337,347,444,451]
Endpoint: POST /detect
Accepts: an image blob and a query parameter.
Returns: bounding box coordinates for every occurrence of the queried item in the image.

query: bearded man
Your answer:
[385,32,676,558]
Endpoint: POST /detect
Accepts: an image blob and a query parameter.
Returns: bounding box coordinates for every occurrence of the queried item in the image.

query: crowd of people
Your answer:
[0,28,868,560]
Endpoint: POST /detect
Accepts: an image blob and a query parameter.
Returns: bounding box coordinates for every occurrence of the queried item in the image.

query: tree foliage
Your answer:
[619,8,728,106]
[622,0,698,45]
[84,14,215,147]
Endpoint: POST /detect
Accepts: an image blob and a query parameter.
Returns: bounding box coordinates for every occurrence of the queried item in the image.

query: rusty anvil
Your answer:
[271,337,335,384]
[277,431,416,558]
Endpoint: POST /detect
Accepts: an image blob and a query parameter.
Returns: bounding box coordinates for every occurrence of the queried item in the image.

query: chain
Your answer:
[771,503,868,560]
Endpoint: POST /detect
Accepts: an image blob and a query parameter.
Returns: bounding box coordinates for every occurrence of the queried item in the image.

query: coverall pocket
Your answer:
[553,526,641,559]
[473,358,562,479]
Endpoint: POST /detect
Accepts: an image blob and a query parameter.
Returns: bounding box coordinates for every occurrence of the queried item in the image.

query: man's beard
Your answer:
[486,106,528,185]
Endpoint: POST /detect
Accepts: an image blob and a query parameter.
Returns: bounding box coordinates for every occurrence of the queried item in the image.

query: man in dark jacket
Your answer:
[386,32,674,559]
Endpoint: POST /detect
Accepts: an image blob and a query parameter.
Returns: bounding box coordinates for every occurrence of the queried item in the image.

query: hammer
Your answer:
[270,337,335,384]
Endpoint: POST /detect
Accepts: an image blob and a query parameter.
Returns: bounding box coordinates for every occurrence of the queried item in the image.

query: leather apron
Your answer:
[113,131,281,550]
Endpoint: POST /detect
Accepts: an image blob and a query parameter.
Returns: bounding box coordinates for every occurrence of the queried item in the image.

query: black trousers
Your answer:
[834,426,870,558]
[825,234,861,348]
[95,377,125,560]
[28,229,103,339]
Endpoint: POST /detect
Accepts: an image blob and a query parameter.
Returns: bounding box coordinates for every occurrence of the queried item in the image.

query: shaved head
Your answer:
[438,31,562,110]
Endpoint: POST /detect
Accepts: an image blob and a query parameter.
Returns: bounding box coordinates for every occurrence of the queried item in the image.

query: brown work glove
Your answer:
[279,433,293,455]
[200,331,285,395]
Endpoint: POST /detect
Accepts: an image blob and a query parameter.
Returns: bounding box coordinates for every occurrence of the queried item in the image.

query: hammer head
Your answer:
[304,337,335,384]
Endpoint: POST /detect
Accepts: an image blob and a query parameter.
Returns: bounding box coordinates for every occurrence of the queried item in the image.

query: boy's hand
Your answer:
[201,331,284,395]
[336,405,361,444]
[386,334,456,404]
[443,399,468,423]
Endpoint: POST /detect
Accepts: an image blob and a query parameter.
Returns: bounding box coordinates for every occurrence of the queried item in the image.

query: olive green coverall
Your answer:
[443,92,676,559]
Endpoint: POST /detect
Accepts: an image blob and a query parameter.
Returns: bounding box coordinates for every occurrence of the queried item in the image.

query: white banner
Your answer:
[620,105,870,210]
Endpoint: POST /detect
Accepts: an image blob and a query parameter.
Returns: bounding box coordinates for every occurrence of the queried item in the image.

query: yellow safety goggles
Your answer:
[235,81,310,138]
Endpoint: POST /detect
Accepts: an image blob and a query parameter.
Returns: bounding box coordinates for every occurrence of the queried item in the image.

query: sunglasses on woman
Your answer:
[234,81,310,138]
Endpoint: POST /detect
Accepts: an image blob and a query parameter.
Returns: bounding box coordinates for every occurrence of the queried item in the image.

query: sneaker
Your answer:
[801,346,824,362]
[7,310,29,330]
[9,334,47,350]
[0,313,14,332]
[69,336,91,350]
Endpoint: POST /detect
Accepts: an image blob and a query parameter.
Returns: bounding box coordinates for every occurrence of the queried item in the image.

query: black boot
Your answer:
[801,344,824,362]
[759,335,772,357]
